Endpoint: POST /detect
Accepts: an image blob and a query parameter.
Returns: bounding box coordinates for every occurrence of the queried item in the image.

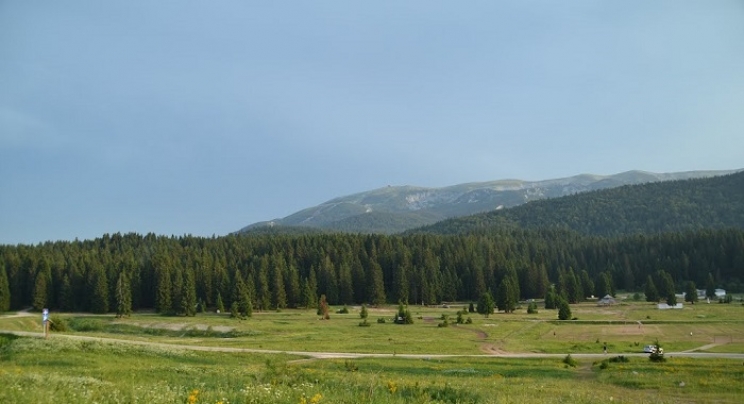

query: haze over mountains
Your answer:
[238,169,739,235]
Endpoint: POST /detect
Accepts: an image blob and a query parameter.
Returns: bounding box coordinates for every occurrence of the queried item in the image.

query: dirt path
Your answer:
[681,342,724,353]
[0,308,34,318]
[3,329,743,361]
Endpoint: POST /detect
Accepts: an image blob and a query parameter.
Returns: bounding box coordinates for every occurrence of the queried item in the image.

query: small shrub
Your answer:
[344,360,358,372]
[527,301,538,314]
[337,306,349,314]
[563,354,578,367]
[608,355,629,363]
[465,317,473,324]
[377,317,386,324]
[49,315,68,332]
[598,360,609,369]
[649,339,665,362]
[358,320,371,327]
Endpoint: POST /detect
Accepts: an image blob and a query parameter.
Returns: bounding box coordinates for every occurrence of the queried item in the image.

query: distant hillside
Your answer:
[411,171,744,237]
[237,169,738,235]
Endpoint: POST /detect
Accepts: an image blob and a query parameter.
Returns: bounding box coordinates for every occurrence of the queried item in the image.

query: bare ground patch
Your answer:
[112,321,234,333]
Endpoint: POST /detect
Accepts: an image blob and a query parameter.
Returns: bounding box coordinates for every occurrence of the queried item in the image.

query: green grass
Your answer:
[2,335,742,403]
[1,302,744,403]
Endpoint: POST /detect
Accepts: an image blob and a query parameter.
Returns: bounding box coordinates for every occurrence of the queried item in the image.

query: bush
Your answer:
[358,320,371,327]
[563,354,578,368]
[465,317,473,324]
[649,339,665,362]
[337,306,350,314]
[527,301,538,314]
[49,315,68,332]
[377,317,386,324]
[608,355,629,363]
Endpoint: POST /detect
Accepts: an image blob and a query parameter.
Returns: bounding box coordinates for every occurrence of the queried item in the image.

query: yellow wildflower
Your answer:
[310,393,323,404]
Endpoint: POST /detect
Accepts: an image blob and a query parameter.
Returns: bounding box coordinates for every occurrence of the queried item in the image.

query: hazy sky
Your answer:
[1,1,743,244]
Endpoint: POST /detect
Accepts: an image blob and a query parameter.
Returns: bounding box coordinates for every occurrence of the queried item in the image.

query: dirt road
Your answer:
[2,329,743,361]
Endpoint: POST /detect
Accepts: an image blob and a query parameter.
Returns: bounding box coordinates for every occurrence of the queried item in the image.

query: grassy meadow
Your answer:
[1,299,744,403]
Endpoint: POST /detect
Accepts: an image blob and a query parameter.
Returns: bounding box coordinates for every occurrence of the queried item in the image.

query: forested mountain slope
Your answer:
[238,170,736,234]
[412,171,744,237]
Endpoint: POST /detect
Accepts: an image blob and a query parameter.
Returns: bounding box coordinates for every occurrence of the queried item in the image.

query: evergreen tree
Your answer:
[270,254,287,309]
[644,276,659,302]
[544,286,557,309]
[666,292,677,306]
[496,277,516,313]
[183,269,197,316]
[395,301,414,324]
[0,263,10,312]
[156,264,172,314]
[230,301,239,318]
[89,266,109,314]
[215,291,225,313]
[367,260,386,306]
[360,304,368,320]
[705,273,716,299]
[32,271,47,311]
[285,264,302,308]
[477,292,495,318]
[318,294,330,320]
[171,268,184,315]
[59,273,74,311]
[580,270,594,299]
[684,281,698,304]
[115,271,132,318]
[557,298,572,320]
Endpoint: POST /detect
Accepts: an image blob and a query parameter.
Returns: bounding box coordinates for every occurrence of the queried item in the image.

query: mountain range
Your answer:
[238,169,738,235]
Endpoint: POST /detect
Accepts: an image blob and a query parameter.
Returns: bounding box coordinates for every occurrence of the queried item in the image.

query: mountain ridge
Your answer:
[237,169,740,235]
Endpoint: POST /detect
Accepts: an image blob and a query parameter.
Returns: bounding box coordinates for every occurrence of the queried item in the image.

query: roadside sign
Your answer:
[42,308,49,322]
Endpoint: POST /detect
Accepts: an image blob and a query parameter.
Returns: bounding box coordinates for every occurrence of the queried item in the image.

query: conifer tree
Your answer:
[116,271,132,318]
[644,276,659,302]
[183,269,197,316]
[338,262,354,305]
[156,265,172,314]
[32,271,48,311]
[580,270,594,300]
[557,297,572,320]
[360,304,369,320]
[544,286,557,309]
[89,265,109,314]
[285,264,301,308]
[367,260,386,306]
[215,291,225,313]
[318,294,330,320]
[477,292,495,318]
[0,263,11,312]
[705,273,716,299]
[171,268,184,315]
[684,281,698,304]
[496,277,516,313]
[270,255,287,309]
[59,273,74,311]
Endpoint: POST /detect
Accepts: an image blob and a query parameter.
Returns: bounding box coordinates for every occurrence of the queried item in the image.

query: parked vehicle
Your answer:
[643,345,663,354]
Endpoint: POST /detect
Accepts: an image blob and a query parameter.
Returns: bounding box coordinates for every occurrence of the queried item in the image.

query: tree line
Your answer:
[0,228,742,315]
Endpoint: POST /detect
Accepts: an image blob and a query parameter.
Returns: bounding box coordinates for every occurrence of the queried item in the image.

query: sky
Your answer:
[1,1,743,245]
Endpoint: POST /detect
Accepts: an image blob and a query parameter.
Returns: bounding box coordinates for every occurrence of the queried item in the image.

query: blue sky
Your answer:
[1,1,743,244]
